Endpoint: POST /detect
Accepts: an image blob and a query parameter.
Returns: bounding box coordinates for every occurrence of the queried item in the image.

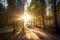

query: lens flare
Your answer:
[23,14,31,21]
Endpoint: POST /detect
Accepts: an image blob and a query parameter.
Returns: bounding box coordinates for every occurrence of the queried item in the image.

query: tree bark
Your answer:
[53,0,60,32]
[7,0,16,33]
[41,4,45,29]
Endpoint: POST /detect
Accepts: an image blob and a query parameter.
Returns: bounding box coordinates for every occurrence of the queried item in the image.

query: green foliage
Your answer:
[28,0,46,17]
[27,0,47,29]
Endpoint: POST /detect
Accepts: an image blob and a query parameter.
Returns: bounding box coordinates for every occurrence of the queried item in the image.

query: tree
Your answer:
[28,0,46,29]
[0,3,3,12]
[0,2,7,24]
[7,0,16,33]
[57,0,60,24]
[53,0,60,32]
[7,0,25,33]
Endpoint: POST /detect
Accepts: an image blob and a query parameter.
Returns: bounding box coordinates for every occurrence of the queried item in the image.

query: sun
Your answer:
[23,14,31,21]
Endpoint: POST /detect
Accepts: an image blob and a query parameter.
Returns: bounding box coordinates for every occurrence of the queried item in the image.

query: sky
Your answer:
[45,0,52,15]
[24,0,32,11]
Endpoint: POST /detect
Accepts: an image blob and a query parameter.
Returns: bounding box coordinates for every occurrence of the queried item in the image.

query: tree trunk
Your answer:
[53,0,60,32]
[42,12,45,29]
[7,0,16,33]
[41,3,45,29]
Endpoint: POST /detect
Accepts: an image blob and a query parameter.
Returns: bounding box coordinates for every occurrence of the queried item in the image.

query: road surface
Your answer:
[9,27,60,40]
